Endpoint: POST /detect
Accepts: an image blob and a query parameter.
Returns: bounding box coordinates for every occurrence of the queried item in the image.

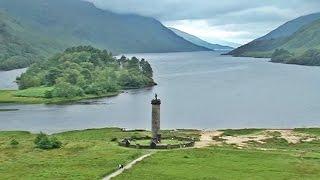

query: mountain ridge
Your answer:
[0,0,208,70]
[169,27,234,50]
[228,12,320,57]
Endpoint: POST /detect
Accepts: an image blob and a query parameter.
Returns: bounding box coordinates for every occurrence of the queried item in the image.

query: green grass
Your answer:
[0,128,149,179]
[160,129,201,141]
[221,129,264,136]
[0,128,202,179]
[14,87,54,98]
[0,89,119,104]
[294,128,320,136]
[116,147,320,180]
[2,128,320,179]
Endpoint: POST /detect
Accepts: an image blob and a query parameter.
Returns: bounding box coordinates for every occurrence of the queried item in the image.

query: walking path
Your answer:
[103,152,154,180]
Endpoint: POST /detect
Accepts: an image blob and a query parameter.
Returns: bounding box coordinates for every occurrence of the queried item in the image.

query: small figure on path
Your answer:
[118,164,124,169]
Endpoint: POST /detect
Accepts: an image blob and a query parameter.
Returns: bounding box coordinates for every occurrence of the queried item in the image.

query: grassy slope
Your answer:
[117,128,320,179]
[116,147,320,180]
[0,11,65,70]
[281,19,320,51]
[0,128,201,179]
[1,128,320,179]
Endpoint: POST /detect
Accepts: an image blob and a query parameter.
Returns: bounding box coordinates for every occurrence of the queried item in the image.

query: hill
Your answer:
[0,0,207,70]
[228,12,320,58]
[0,12,53,70]
[169,27,234,50]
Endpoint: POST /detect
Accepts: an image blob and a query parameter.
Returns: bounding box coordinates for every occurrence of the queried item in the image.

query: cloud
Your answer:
[86,0,320,44]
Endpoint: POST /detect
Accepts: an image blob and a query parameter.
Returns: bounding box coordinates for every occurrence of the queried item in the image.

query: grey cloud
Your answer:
[85,0,320,44]
[87,0,319,22]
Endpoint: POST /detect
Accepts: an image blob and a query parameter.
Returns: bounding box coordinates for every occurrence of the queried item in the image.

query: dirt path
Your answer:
[103,152,154,180]
[194,130,223,148]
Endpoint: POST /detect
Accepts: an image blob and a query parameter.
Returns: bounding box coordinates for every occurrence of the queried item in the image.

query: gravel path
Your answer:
[103,152,154,180]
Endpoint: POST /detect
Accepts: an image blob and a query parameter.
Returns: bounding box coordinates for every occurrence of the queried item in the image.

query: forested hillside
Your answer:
[0,0,206,70]
[0,12,52,70]
[228,12,320,58]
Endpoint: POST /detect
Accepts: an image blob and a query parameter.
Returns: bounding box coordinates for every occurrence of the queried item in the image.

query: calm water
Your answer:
[1,51,320,133]
[0,68,26,90]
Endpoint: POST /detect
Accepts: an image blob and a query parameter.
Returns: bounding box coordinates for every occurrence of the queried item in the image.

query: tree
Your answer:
[18,74,41,89]
[140,60,153,78]
[51,81,83,98]
[271,49,294,63]
[127,57,140,70]
[17,46,155,98]
[45,68,62,86]
[34,132,62,150]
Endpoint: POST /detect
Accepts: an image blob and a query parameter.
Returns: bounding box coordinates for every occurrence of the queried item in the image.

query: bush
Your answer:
[34,132,62,150]
[51,81,84,98]
[111,137,118,142]
[271,49,294,63]
[287,49,320,66]
[10,139,19,146]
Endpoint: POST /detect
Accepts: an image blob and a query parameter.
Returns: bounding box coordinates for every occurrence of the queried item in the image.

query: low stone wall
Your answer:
[118,137,195,149]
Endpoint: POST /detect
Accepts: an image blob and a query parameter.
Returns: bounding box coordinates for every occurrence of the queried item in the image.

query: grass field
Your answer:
[116,128,320,180]
[0,89,119,104]
[221,128,264,136]
[0,128,200,179]
[294,128,320,136]
[0,128,149,179]
[1,128,320,179]
[14,87,54,98]
[116,147,320,180]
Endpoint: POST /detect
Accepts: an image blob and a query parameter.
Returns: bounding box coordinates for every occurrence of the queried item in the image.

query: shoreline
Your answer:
[0,90,120,104]
[0,82,156,105]
[0,127,319,135]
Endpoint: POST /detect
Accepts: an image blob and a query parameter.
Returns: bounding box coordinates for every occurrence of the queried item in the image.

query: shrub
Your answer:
[271,49,294,63]
[10,139,19,146]
[34,132,62,150]
[51,81,84,98]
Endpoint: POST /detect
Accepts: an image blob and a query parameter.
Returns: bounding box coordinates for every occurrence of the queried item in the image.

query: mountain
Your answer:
[169,27,234,50]
[0,11,53,70]
[270,19,320,66]
[228,12,320,57]
[0,0,207,70]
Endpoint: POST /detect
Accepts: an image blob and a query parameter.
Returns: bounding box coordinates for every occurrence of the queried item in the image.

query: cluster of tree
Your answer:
[270,49,294,63]
[17,46,155,98]
[34,132,62,150]
[271,48,320,66]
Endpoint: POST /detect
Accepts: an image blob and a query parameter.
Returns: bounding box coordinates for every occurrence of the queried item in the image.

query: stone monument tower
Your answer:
[151,94,161,143]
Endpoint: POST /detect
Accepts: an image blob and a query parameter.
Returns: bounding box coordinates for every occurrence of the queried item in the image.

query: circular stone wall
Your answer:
[118,137,195,149]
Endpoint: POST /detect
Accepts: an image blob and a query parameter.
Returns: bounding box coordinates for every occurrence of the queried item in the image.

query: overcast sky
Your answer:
[87,0,320,45]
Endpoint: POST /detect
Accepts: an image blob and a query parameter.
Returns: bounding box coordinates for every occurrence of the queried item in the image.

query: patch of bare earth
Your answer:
[194,131,223,148]
[195,129,319,149]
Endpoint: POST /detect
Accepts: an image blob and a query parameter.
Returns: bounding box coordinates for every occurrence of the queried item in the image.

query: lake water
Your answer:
[0,68,26,90]
[1,51,320,133]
